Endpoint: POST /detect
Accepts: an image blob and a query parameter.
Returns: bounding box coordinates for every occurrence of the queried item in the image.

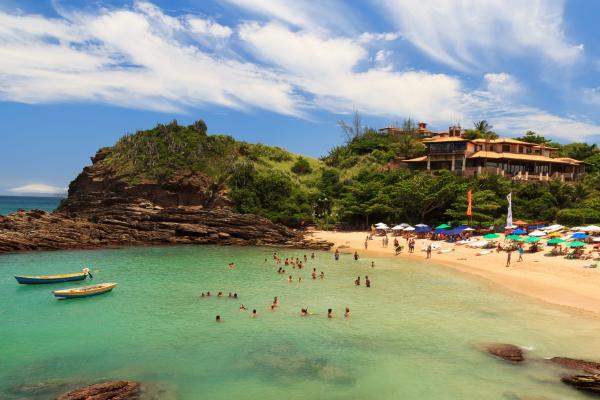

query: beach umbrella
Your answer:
[506,235,524,241]
[571,233,589,239]
[415,227,431,233]
[463,227,475,231]
[514,220,528,226]
[547,238,566,244]
[435,224,451,229]
[524,236,540,243]
[528,230,546,237]
[483,233,500,239]
[548,232,563,238]
[391,225,405,230]
[512,229,526,235]
[403,226,416,231]
[415,223,429,228]
[583,225,600,232]
[566,241,586,247]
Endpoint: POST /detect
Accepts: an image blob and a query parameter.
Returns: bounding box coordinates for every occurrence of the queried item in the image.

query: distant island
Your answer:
[0,116,598,253]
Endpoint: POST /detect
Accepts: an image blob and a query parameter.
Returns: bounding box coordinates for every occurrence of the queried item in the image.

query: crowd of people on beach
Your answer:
[208,250,373,323]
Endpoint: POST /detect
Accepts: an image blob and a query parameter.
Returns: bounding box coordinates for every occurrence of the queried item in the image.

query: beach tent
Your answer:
[566,241,586,247]
[512,229,527,235]
[435,224,451,229]
[524,236,540,243]
[571,233,589,239]
[547,238,566,244]
[528,230,546,237]
[483,233,500,239]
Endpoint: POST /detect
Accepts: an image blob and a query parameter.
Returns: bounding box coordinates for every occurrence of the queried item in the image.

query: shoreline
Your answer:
[310,230,600,319]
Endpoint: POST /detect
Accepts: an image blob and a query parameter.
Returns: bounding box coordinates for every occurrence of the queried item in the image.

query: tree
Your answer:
[561,143,598,160]
[515,130,549,144]
[338,110,365,143]
[291,156,313,174]
[463,120,498,140]
[445,189,502,226]
[190,119,208,135]
[394,118,426,159]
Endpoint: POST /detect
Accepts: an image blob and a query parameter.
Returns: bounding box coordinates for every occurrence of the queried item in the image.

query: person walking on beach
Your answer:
[335,249,340,261]
[517,244,524,262]
[506,250,512,268]
[426,244,432,259]
[364,239,368,250]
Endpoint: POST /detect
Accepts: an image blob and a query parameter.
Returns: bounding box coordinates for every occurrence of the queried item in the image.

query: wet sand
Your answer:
[312,230,600,318]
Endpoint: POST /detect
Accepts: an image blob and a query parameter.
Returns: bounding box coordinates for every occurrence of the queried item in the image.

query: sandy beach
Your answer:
[311,230,600,318]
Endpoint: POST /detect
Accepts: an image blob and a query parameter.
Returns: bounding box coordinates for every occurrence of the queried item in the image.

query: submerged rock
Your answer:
[550,357,600,374]
[479,343,525,363]
[561,374,600,394]
[56,380,140,400]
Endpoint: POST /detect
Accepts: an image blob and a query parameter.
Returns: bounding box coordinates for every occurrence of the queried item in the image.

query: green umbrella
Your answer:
[435,224,451,229]
[566,241,587,247]
[524,236,540,243]
[506,235,524,241]
[547,238,566,244]
[483,233,500,239]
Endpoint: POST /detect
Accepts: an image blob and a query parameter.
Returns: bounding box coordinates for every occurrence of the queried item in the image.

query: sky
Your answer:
[1,0,600,195]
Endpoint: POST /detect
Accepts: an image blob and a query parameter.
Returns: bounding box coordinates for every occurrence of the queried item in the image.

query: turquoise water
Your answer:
[2,245,600,399]
[0,195,62,215]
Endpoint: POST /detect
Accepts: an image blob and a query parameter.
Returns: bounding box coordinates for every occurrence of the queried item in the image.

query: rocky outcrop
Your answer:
[479,343,525,363]
[561,374,600,394]
[56,380,140,400]
[0,149,332,253]
[550,357,600,374]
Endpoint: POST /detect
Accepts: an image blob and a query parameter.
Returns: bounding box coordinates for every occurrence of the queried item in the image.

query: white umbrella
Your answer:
[415,223,429,228]
[375,223,388,229]
[391,225,405,230]
[403,226,416,231]
[582,225,600,232]
[463,227,475,231]
[528,230,546,237]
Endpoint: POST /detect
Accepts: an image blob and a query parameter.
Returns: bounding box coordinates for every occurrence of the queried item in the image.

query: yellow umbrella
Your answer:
[548,232,562,238]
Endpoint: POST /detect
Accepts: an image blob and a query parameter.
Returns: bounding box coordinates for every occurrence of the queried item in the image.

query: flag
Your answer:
[506,192,513,228]
[466,190,472,217]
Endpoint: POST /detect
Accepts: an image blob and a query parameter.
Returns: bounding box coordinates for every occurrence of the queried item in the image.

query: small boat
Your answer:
[15,271,88,285]
[52,282,117,299]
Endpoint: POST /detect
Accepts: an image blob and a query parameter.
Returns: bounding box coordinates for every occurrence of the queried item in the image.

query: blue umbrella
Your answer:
[415,227,431,233]
[512,229,526,235]
[571,233,589,239]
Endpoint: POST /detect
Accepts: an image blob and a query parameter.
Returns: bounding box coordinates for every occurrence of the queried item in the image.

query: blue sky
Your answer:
[1,0,600,195]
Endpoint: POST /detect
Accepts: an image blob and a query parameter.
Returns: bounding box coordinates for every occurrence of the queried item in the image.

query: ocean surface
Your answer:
[2,245,600,399]
[0,195,62,215]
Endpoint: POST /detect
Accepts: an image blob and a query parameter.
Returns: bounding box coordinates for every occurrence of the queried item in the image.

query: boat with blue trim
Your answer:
[15,271,88,284]
[52,282,117,299]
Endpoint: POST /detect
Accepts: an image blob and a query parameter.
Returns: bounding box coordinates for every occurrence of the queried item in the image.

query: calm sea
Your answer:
[1,245,599,399]
[0,195,63,215]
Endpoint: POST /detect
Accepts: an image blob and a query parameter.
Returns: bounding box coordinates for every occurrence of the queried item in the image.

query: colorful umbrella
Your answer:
[506,235,524,241]
[483,233,500,239]
[512,229,526,235]
[566,241,587,247]
[524,236,540,243]
[571,233,589,239]
[435,224,451,229]
[548,232,563,238]
[547,238,566,244]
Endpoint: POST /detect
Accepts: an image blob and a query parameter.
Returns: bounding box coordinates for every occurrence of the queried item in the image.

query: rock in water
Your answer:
[480,343,525,362]
[550,357,600,374]
[56,380,140,400]
[561,374,600,394]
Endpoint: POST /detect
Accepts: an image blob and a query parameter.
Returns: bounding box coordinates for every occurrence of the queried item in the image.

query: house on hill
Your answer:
[400,124,585,181]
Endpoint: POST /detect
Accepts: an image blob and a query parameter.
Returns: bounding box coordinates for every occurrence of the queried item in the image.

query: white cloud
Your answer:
[187,17,232,39]
[9,184,67,194]
[358,31,400,43]
[483,72,523,97]
[380,0,583,71]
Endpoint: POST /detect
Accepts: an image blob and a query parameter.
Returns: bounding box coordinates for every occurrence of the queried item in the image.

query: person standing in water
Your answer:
[327,309,333,318]
[354,251,359,261]
[371,261,375,268]
[311,252,315,259]
[334,249,340,261]
[364,239,368,250]
[355,276,361,286]
[252,309,258,318]
[216,315,222,322]
[365,276,371,288]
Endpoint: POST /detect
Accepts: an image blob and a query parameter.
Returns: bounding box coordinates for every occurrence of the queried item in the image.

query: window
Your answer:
[502,145,510,152]
[454,159,463,170]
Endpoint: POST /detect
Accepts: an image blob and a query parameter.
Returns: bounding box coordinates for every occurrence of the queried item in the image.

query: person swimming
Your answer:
[216,315,221,322]
[228,292,232,298]
[228,262,235,269]
[288,275,293,283]
[300,308,308,316]
[355,276,361,286]
[303,254,307,262]
[371,261,375,268]
[298,277,303,283]
[218,292,223,297]
[252,309,257,318]
[240,304,247,311]
[233,293,238,299]
[334,249,340,261]
[344,307,350,318]
[312,269,317,279]
[320,271,324,279]
[201,292,205,298]
[206,291,211,297]
[327,308,333,318]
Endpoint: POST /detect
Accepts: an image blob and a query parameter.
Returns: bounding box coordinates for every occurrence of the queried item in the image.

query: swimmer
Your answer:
[228,292,232,298]
[240,304,247,311]
[288,275,293,283]
[311,252,315,259]
[320,271,324,279]
[216,315,221,322]
[252,309,257,318]
[201,292,205,297]
[273,296,279,306]
[312,268,317,279]
[298,277,303,283]
[354,251,359,261]
[300,308,308,316]
[327,308,333,319]
[206,291,211,297]
[344,307,350,318]
[304,255,307,262]
[228,262,235,269]
[218,292,223,297]
[233,293,238,299]
[270,304,276,311]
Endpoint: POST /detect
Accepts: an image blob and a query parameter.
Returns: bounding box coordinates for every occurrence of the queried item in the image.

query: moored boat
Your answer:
[52,282,117,299]
[15,271,88,284]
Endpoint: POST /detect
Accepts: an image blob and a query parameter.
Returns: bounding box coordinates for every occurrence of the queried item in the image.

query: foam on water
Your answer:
[1,245,599,399]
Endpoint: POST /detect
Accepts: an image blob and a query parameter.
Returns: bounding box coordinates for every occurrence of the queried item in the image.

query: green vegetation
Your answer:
[102,117,600,229]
